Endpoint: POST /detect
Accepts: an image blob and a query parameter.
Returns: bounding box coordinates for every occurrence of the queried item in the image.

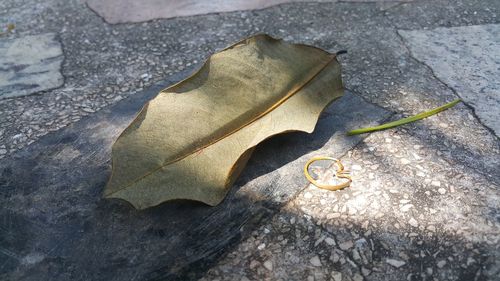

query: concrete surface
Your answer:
[399,24,500,137]
[0,0,499,280]
[85,0,410,24]
[0,89,389,281]
[0,33,63,99]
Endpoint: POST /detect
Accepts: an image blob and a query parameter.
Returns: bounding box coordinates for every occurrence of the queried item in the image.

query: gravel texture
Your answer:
[0,0,499,280]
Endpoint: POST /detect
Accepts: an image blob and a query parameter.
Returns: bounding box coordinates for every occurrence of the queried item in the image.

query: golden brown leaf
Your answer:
[104,34,344,209]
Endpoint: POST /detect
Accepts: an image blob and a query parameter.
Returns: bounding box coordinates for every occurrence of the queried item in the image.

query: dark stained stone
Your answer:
[0,68,390,281]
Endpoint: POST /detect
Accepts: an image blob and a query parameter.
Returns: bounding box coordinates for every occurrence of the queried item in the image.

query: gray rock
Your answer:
[399,24,500,137]
[86,0,410,23]
[0,33,63,99]
[310,255,322,267]
[339,240,354,250]
[386,259,406,268]
[263,260,273,271]
[331,271,342,281]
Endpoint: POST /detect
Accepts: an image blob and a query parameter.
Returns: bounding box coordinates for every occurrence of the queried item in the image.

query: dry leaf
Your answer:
[104,34,344,209]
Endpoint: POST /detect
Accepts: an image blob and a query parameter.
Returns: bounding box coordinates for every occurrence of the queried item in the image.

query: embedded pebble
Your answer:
[386,258,406,268]
[325,237,336,246]
[401,204,413,212]
[331,271,342,281]
[309,255,322,267]
[339,240,354,250]
[263,260,273,271]
[431,180,441,187]
[352,273,364,281]
[352,165,362,171]
[409,218,418,227]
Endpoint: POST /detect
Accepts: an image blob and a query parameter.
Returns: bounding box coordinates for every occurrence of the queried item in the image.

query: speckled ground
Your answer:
[0,0,499,280]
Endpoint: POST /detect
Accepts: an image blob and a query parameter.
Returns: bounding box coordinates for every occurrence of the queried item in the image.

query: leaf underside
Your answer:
[105,34,344,209]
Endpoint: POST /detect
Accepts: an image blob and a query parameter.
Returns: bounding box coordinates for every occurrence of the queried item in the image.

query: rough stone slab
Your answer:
[0,67,390,280]
[86,0,410,23]
[0,33,64,99]
[399,24,500,137]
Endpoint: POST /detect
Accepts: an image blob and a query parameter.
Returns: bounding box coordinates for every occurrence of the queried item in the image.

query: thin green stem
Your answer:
[347,99,462,136]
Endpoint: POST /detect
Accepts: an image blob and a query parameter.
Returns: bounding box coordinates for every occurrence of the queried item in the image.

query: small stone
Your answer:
[339,240,354,250]
[399,252,410,261]
[290,217,296,224]
[263,260,273,271]
[438,188,446,194]
[257,243,266,250]
[331,252,340,263]
[431,180,441,187]
[314,236,325,247]
[310,255,322,267]
[400,204,413,212]
[437,260,446,268]
[401,158,411,165]
[353,273,364,281]
[340,205,347,213]
[249,260,259,269]
[362,267,371,276]
[409,218,418,227]
[352,165,362,171]
[331,271,342,281]
[386,258,406,268]
[352,249,361,260]
[327,213,341,219]
[82,107,95,113]
[325,237,336,246]
[304,192,313,199]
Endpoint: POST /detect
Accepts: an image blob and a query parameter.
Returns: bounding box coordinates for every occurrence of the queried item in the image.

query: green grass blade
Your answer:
[347,99,462,136]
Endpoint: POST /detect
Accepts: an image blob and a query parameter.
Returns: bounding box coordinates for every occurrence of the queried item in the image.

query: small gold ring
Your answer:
[304,156,352,191]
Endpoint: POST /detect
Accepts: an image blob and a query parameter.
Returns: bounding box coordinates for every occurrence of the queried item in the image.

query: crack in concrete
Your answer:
[388,28,500,182]
[84,1,112,25]
[379,0,499,139]
[394,29,499,139]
